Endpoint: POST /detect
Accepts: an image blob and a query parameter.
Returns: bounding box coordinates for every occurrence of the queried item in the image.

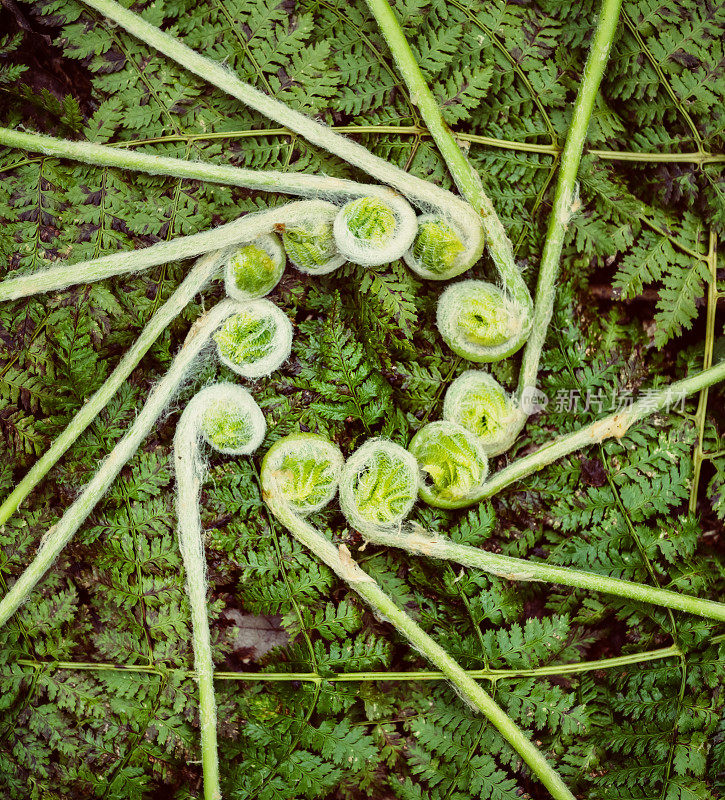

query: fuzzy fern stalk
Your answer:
[358,0,533,344]
[213,301,293,379]
[341,444,725,621]
[72,0,486,280]
[443,371,520,456]
[516,0,625,407]
[0,127,422,271]
[0,249,226,527]
[261,434,576,800]
[0,200,344,301]
[408,421,490,509]
[0,299,243,630]
[174,384,266,800]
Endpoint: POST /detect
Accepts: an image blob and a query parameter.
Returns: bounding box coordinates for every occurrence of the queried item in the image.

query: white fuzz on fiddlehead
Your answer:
[213,299,293,379]
[281,205,347,275]
[175,383,266,800]
[224,234,285,301]
[194,383,267,455]
[261,433,345,516]
[443,371,521,457]
[332,193,418,267]
[338,439,419,534]
[437,280,533,363]
[408,421,489,509]
[404,214,474,280]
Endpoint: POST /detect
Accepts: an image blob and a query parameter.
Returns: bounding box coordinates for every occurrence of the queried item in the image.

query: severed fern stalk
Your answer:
[174,384,266,800]
[262,434,577,800]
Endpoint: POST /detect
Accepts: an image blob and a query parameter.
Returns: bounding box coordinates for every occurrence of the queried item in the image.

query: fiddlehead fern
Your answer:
[261,433,575,800]
[224,234,285,300]
[333,194,418,268]
[213,300,293,379]
[443,371,523,456]
[338,439,418,533]
[261,433,345,516]
[175,383,266,800]
[281,206,347,275]
[408,421,489,509]
[437,280,533,362]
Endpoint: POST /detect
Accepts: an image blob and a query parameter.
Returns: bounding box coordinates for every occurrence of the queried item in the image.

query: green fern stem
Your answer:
[174,385,266,800]
[0,198,343,301]
[511,0,624,441]
[73,0,485,280]
[472,358,725,502]
[361,0,532,345]
[0,299,241,630]
[262,435,575,800]
[364,527,725,622]
[0,250,225,527]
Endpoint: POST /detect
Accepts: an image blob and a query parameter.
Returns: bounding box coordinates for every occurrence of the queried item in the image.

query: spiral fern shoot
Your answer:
[333,196,417,268]
[338,439,418,533]
[408,421,489,509]
[261,433,345,516]
[437,280,532,362]
[213,300,293,379]
[175,383,266,800]
[443,371,522,456]
[224,235,285,301]
[281,206,347,275]
[261,434,575,800]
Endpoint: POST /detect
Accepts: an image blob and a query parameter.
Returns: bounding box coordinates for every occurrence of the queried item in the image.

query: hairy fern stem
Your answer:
[261,434,576,800]
[0,300,241,629]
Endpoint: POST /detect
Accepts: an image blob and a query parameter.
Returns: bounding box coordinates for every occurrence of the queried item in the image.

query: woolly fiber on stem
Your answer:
[0,127,417,268]
[262,435,576,800]
[0,299,241,630]
[510,0,624,445]
[174,384,266,800]
[470,359,725,503]
[364,526,725,623]
[361,0,532,337]
[0,249,225,527]
[74,0,485,278]
[0,200,341,301]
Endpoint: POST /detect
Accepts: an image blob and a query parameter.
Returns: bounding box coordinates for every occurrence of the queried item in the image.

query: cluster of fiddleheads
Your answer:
[2,2,724,800]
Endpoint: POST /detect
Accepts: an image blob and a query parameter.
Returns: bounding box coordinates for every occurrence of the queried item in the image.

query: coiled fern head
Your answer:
[339,439,418,532]
[213,300,293,379]
[443,370,519,456]
[408,420,489,509]
[196,383,267,455]
[282,207,346,275]
[261,433,344,516]
[436,279,530,362]
[224,234,285,301]
[333,192,417,267]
